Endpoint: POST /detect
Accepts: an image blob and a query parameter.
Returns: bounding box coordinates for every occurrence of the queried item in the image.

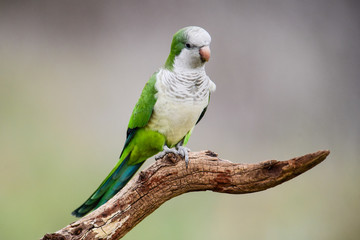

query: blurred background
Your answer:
[1,0,359,239]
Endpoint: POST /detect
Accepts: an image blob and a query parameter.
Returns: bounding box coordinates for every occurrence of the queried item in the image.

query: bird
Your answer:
[72,26,216,217]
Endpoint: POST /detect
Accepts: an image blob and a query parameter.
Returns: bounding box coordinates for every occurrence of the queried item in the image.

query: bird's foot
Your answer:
[155,145,191,168]
[155,145,178,160]
[176,146,190,168]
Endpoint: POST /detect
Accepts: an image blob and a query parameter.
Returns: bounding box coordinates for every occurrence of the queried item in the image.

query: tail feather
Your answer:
[95,162,142,208]
[72,153,143,217]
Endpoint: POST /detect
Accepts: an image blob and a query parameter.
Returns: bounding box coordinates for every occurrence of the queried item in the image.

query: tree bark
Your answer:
[41,150,329,240]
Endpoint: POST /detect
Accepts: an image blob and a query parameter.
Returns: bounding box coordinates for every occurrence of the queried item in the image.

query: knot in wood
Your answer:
[164,153,181,164]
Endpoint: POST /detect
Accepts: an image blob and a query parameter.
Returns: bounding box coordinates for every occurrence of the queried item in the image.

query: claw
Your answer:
[176,145,190,168]
[176,142,190,168]
[155,144,191,168]
[155,145,177,160]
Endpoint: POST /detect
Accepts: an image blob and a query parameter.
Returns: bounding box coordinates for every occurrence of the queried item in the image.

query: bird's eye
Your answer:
[185,43,191,49]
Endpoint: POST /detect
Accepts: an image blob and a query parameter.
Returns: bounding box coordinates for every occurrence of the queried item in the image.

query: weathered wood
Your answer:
[41,150,329,240]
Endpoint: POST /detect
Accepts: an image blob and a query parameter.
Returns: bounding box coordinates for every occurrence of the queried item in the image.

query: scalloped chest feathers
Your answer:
[146,69,211,146]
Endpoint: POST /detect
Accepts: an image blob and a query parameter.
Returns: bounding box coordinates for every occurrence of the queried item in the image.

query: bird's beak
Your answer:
[199,46,211,62]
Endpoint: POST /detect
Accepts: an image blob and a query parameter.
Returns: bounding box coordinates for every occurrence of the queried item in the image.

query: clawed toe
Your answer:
[155,145,191,168]
[177,146,190,168]
[155,145,177,160]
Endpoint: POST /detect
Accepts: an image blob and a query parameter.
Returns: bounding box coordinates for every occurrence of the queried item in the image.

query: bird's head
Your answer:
[165,26,211,71]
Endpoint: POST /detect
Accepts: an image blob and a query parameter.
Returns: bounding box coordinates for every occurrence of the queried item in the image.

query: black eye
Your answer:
[185,43,191,49]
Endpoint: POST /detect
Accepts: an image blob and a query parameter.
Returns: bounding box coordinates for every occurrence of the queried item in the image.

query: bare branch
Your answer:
[41,150,329,240]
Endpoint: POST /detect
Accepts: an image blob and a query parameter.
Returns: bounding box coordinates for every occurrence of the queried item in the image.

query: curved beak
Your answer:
[199,45,211,62]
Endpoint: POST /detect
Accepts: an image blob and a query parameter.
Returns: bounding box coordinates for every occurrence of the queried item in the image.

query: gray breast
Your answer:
[159,69,210,102]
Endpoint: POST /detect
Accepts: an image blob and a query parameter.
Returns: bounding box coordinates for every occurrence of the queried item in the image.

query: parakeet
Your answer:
[72,26,216,217]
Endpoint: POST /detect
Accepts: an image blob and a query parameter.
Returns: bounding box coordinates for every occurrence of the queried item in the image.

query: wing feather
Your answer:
[127,73,158,134]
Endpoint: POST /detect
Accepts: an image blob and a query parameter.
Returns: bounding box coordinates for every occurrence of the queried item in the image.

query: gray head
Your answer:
[165,26,211,71]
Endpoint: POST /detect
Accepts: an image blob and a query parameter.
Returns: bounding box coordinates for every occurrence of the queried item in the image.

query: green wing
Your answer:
[72,73,159,218]
[196,93,211,125]
[126,73,158,139]
[182,106,205,146]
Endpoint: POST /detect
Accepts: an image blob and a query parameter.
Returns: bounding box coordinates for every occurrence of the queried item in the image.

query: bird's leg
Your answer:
[155,145,178,160]
[175,141,191,168]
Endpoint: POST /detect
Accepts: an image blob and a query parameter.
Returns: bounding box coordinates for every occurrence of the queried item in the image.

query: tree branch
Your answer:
[42,150,329,240]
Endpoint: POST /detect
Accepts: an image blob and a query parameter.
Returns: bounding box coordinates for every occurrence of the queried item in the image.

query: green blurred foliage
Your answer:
[1,1,359,239]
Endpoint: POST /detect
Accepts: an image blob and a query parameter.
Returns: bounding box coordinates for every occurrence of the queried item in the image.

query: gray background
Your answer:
[1,0,359,239]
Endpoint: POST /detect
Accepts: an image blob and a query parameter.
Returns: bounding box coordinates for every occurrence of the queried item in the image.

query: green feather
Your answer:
[164,27,188,70]
[128,73,157,130]
[71,128,165,217]
[196,94,211,125]
[72,73,163,217]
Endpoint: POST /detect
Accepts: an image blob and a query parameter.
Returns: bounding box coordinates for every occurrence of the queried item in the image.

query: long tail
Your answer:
[72,152,143,217]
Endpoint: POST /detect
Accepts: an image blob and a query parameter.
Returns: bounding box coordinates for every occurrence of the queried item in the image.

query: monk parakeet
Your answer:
[72,26,216,217]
